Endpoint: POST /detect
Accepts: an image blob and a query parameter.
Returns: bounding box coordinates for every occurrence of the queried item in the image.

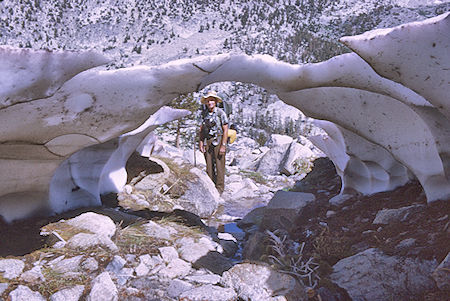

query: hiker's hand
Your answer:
[219,144,226,155]
[199,141,205,153]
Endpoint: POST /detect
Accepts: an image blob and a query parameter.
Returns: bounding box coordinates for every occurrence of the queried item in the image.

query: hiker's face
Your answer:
[207,98,216,111]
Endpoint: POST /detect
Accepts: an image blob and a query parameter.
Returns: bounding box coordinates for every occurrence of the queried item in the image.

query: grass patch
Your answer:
[240,170,267,184]
[156,156,194,181]
[114,222,165,256]
[313,227,353,266]
[35,267,88,297]
[292,157,314,175]
[41,222,92,242]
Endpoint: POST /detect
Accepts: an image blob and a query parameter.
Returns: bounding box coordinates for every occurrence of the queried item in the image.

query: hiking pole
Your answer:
[193,128,197,167]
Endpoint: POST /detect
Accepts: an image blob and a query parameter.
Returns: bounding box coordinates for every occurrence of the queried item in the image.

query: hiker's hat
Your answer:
[200,91,222,104]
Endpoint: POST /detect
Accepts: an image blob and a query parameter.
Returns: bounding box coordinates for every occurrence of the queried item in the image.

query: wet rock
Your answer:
[192,251,234,275]
[238,206,267,229]
[242,231,267,260]
[179,284,237,301]
[217,233,239,257]
[331,248,437,300]
[260,190,315,231]
[221,263,306,301]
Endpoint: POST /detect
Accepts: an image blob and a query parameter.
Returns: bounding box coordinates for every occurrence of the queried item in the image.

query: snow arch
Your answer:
[0,12,448,222]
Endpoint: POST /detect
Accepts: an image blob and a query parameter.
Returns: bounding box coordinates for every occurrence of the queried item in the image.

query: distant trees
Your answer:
[165,93,200,148]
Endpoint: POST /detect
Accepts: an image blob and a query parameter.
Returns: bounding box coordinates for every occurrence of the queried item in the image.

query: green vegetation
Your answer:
[292,157,314,175]
[240,170,267,185]
[115,222,165,256]
[165,93,200,148]
[37,267,88,297]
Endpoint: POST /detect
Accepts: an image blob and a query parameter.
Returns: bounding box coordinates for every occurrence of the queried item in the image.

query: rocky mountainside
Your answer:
[2,0,448,66]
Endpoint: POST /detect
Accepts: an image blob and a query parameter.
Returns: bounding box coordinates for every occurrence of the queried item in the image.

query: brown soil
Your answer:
[289,157,450,300]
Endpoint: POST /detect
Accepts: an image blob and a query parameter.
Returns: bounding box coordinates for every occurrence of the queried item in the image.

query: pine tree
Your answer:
[167,93,199,148]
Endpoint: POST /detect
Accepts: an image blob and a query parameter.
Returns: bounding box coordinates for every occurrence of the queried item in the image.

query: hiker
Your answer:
[198,91,229,194]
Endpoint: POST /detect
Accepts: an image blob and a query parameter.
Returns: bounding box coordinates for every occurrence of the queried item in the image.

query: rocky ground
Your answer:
[0,140,449,300]
[237,158,450,300]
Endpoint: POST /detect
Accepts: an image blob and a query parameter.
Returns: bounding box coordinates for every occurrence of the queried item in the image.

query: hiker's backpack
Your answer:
[218,99,232,117]
[200,99,232,118]
[200,100,237,144]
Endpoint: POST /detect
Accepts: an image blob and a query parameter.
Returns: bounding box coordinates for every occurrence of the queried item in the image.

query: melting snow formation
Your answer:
[0,12,449,222]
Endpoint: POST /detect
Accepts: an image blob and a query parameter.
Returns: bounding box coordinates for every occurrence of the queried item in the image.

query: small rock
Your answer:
[67,233,118,252]
[331,248,437,300]
[373,205,424,225]
[82,257,98,272]
[135,254,161,277]
[218,232,237,242]
[179,284,237,301]
[167,279,194,298]
[87,272,118,301]
[159,246,179,263]
[50,285,85,301]
[432,252,450,291]
[158,258,191,279]
[326,210,336,218]
[106,255,126,274]
[116,267,134,286]
[20,266,45,284]
[185,274,221,284]
[0,258,25,279]
[51,255,83,274]
[0,283,9,295]
[135,262,150,277]
[329,194,353,206]
[192,251,234,275]
[396,238,416,249]
[178,237,215,263]
[123,185,133,194]
[66,212,116,238]
[9,285,45,301]
[221,263,306,300]
[142,221,177,240]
